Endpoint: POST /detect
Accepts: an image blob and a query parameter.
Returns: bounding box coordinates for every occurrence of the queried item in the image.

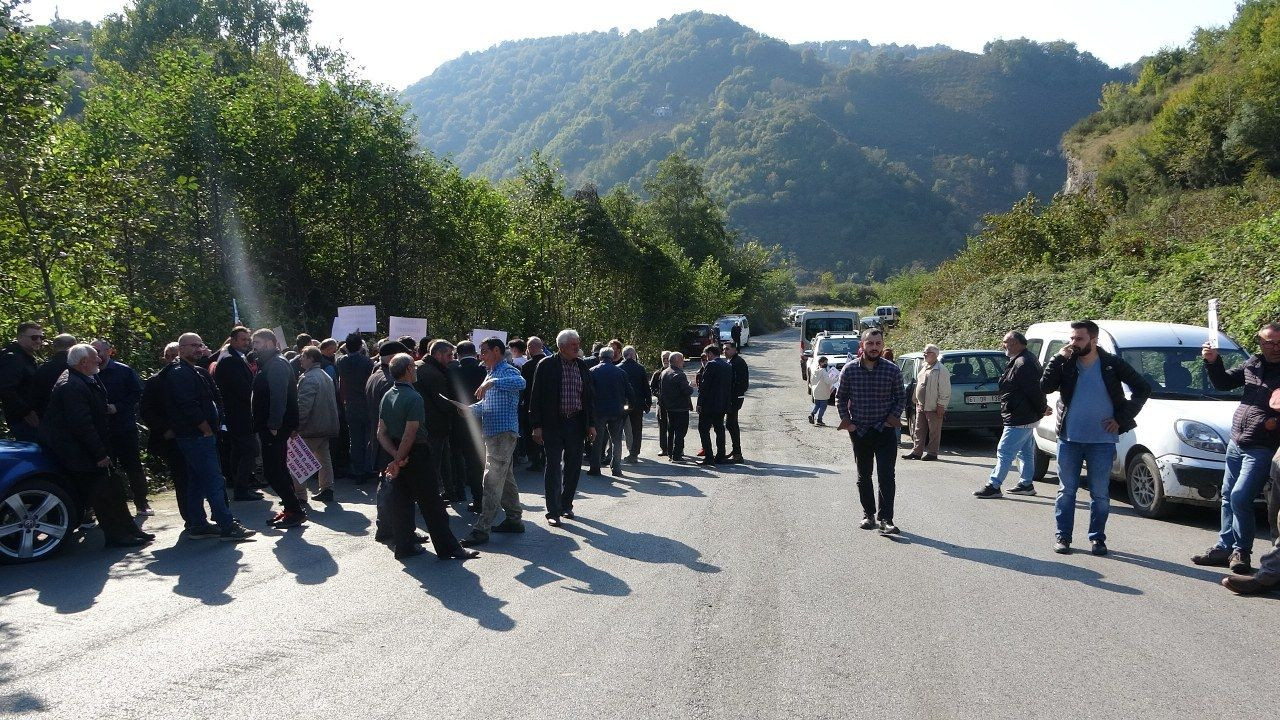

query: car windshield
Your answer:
[818,338,860,355]
[716,319,739,330]
[805,317,856,338]
[940,354,1004,386]
[1119,347,1248,399]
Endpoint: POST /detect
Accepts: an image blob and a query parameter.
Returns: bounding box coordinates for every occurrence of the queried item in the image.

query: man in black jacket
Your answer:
[91,339,151,515]
[336,334,375,481]
[520,337,546,471]
[529,329,596,526]
[414,340,459,499]
[618,345,651,463]
[0,321,43,441]
[32,333,77,418]
[659,352,694,460]
[723,342,749,463]
[140,342,191,523]
[975,331,1048,499]
[213,326,261,501]
[1041,320,1150,556]
[42,343,150,547]
[697,345,732,466]
[251,328,304,528]
[448,340,486,511]
[1194,322,1280,576]
[651,351,671,457]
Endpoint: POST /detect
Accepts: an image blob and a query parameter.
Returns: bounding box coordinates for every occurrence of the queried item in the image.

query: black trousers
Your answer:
[626,406,645,457]
[427,434,451,497]
[259,431,302,513]
[449,423,484,503]
[666,411,689,458]
[521,404,544,467]
[849,427,897,522]
[698,410,726,459]
[154,439,191,524]
[392,443,463,557]
[224,431,258,494]
[656,405,669,454]
[543,416,585,517]
[108,427,149,509]
[726,397,744,456]
[70,468,139,541]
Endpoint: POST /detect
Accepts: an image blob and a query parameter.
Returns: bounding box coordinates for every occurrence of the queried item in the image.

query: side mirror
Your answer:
[803,350,813,358]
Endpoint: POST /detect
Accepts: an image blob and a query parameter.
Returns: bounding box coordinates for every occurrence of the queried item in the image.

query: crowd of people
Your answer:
[833,322,1280,596]
[0,320,749,561]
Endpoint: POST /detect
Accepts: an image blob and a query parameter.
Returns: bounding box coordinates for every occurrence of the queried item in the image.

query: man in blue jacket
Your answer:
[618,345,651,464]
[696,345,732,466]
[91,339,150,515]
[589,347,635,477]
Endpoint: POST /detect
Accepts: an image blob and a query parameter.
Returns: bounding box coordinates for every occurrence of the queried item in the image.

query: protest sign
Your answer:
[286,434,321,485]
[272,326,286,350]
[471,328,507,346]
[337,305,378,334]
[1207,298,1219,349]
[331,316,363,340]
[389,316,429,341]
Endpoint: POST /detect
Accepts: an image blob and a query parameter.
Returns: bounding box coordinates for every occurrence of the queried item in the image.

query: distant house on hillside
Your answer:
[653,106,672,117]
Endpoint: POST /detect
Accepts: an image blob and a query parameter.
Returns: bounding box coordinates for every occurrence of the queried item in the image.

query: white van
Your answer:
[714,315,750,347]
[1026,320,1247,518]
[798,309,859,380]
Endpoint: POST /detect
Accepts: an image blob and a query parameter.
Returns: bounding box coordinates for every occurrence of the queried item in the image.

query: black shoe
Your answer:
[219,522,257,541]
[974,484,1002,499]
[1192,545,1232,567]
[586,469,601,476]
[879,522,900,536]
[133,530,157,541]
[1230,549,1253,575]
[670,454,684,462]
[460,530,489,547]
[441,548,480,561]
[492,519,526,533]
[1007,483,1037,496]
[729,454,744,464]
[657,451,668,457]
[697,458,716,467]
[808,414,815,425]
[105,536,150,548]
[311,488,334,503]
[1054,537,1071,554]
[233,490,264,501]
[901,453,921,460]
[414,532,430,544]
[859,517,877,530]
[185,523,222,539]
[561,510,575,520]
[394,545,427,560]
[815,419,827,427]
[611,469,623,478]
[1091,541,1109,556]
[546,514,563,527]
[920,454,938,461]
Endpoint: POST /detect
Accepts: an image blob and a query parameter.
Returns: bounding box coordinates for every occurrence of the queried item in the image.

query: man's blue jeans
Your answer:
[1054,440,1115,543]
[176,434,236,528]
[989,424,1037,488]
[1216,440,1273,553]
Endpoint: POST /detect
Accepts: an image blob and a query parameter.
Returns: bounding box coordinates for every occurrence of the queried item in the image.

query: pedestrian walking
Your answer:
[529,329,596,526]
[836,328,905,535]
[659,353,693,461]
[808,355,838,426]
[1192,322,1280,574]
[724,341,749,463]
[1041,320,1150,556]
[458,337,526,547]
[903,344,950,461]
[297,347,340,503]
[974,331,1049,499]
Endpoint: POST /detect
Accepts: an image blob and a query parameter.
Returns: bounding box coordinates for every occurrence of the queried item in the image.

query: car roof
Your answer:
[900,349,1005,359]
[1026,320,1242,350]
[816,333,861,341]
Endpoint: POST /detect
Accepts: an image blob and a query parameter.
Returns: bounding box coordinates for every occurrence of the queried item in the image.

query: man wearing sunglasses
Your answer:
[0,322,44,442]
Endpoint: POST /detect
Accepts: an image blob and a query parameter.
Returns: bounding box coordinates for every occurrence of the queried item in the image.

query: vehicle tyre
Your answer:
[906,409,916,439]
[0,477,76,564]
[1125,451,1171,519]
[1033,447,1051,482]
[801,361,809,382]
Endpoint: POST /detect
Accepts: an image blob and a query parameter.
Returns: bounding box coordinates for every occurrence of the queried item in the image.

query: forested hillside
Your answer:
[878,0,1280,354]
[403,12,1128,273]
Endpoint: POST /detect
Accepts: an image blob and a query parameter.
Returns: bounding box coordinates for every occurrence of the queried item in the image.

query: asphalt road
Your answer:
[2,329,1277,719]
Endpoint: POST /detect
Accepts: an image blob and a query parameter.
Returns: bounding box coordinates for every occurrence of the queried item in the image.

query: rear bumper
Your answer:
[1153,454,1266,507]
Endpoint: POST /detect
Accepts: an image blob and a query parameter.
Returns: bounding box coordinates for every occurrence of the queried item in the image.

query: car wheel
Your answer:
[906,409,916,439]
[1125,451,1170,519]
[1033,447,1051,482]
[0,477,76,564]
[801,362,809,382]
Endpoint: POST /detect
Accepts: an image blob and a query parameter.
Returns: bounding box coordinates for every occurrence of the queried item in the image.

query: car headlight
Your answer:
[1175,419,1226,454]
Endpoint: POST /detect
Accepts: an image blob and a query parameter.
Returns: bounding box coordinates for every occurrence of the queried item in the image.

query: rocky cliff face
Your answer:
[1062,149,1097,196]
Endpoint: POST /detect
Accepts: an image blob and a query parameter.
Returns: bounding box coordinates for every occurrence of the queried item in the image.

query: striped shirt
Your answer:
[560,358,583,417]
[836,358,905,435]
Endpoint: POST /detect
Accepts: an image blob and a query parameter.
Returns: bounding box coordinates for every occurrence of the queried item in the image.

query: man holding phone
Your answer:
[1041,320,1150,556]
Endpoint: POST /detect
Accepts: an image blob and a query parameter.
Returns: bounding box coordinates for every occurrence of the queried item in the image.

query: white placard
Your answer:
[389,316,429,341]
[1207,298,1219,349]
[337,305,377,333]
[471,328,507,346]
[272,326,286,350]
[331,315,363,340]
[286,434,321,484]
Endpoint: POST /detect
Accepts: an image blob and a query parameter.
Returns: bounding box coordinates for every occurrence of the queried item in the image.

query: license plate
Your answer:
[965,394,998,405]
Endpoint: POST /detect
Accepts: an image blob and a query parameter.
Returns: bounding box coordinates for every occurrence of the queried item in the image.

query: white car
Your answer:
[1026,320,1248,518]
[803,333,861,393]
[715,315,750,347]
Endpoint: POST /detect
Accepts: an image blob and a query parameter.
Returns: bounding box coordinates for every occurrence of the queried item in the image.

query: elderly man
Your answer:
[91,339,150,515]
[520,336,547,471]
[837,328,905,535]
[32,333,77,417]
[458,337,527,546]
[1194,322,1280,574]
[42,343,152,547]
[376,353,479,561]
[618,345,651,464]
[590,347,635,477]
[251,328,305,528]
[903,344,951,462]
[213,326,261,501]
[659,352,694,461]
[530,329,597,526]
[166,333,256,541]
[651,350,672,456]
[0,321,43,441]
[975,331,1048,499]
[298,347,340,502]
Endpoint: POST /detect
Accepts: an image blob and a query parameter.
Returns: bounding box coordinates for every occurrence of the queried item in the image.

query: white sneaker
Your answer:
[136,507,156,517]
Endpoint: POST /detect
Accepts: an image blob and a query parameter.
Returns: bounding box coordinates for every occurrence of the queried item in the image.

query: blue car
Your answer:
[0,440,79,563]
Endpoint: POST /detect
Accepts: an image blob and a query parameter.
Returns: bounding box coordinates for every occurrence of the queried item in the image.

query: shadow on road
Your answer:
[400,562,515,632]
[145,539,246,606]
[270,529,339,585]
[895,532,1143,595]
[303,500,374,536]
[563,516,720,574]
[0,534,151,614]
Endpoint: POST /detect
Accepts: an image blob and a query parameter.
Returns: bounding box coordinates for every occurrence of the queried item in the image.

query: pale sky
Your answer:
[26,0,1241,90]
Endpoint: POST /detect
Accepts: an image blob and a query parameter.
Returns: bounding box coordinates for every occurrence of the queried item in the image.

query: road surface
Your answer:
[2,329,1276,719]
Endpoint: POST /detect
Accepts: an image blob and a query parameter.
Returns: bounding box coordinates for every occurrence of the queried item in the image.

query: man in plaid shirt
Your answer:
[836,328,906,535]
[461,336,527,546]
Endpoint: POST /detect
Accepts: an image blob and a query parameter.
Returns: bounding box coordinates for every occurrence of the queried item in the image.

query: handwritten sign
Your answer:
[389,316,429,341]
[1207,298,1219,349]
[470,328,507,346]
[286,434,321,484]
[272,326,286,351]
[337,305,377,334]
[331,316,363,341]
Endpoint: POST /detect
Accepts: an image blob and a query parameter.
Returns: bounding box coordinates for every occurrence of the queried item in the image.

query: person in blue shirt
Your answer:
[459,336,527,547]
[588,347,635,478]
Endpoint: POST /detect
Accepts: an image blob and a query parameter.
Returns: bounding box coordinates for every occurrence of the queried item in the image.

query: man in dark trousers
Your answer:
[520,336,546,471]
[140,342,191,524]
[659,352,694,461]
[0,321,43,441]
[974,331,1048,499]
[836,328,905,535]
[336,334,375,482]
[651,350,671,456]
[588,347,634,478]
[32,333,77,417]
[91,339,150,515]
[42,343,152,547]
[731,321,743,348]
[696,345,731,466]
[251,328,305,528]
[723,341,749,463]
[413,339,459,500]
[529,329,596,526]
[448,340,487,512]
[212,326,261,501]
[618,345,651,464]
